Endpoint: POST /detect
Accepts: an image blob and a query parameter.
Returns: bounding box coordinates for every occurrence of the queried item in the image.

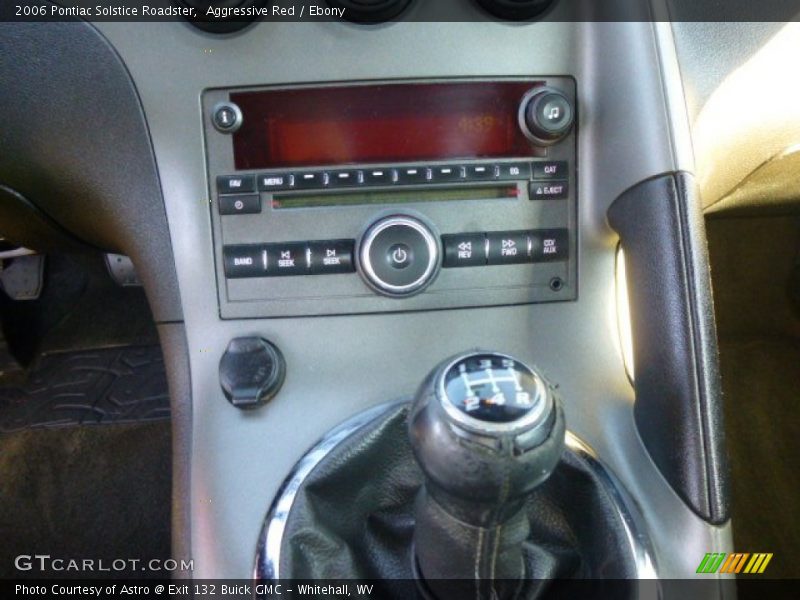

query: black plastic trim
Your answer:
[608,172,730,524]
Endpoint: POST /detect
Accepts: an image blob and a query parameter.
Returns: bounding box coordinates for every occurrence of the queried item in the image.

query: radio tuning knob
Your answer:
[519,87,574,146]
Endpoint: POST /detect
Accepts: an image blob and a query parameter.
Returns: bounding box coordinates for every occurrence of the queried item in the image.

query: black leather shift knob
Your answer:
[408,351,565,598]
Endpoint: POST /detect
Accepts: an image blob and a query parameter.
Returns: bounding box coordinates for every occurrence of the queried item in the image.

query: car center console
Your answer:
[203,79,577,318]
[77,18,733,584]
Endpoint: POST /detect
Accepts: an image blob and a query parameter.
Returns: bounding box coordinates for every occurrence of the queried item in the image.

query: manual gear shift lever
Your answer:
[408,351,565,599]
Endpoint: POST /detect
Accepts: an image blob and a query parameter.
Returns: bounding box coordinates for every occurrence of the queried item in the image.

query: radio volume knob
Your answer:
[520,87,574,145]
[359,215,440,297]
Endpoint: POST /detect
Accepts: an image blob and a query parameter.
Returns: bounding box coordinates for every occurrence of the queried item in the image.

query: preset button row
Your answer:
[216,161,568,195]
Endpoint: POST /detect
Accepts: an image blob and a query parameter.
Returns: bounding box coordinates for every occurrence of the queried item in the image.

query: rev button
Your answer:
[442,233,487,268]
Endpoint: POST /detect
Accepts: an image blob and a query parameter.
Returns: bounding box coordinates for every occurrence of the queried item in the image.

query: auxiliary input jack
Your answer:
[549,277,564,292]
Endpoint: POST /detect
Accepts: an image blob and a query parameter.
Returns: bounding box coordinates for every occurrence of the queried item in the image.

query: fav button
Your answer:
[217,175,255,194]
[487,231,531,265]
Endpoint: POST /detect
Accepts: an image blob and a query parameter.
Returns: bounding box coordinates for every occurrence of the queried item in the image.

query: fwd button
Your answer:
[487,231,531,265]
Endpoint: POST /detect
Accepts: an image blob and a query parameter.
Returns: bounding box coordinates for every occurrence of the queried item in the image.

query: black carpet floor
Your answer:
[719,336,800,579]
[707,214,800,580]
[0,253,171,579]
[0,421,171,578]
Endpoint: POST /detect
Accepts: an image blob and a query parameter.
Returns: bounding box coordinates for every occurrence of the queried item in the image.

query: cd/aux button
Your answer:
[531,229,569,262]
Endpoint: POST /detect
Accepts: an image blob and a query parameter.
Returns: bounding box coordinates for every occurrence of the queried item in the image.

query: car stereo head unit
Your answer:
[203,78,577,319]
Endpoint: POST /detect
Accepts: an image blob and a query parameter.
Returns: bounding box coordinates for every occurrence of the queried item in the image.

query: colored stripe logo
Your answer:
[697,553,773,574]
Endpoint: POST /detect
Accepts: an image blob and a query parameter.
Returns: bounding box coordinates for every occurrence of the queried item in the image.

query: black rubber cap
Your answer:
[219,337,285,409]
[475,0,556,21]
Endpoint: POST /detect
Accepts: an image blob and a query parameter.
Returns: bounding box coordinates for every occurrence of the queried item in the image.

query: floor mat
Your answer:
[719,336,800,579]
[0,421,171,578]
[0,345,170,433]
[0,341,172,578]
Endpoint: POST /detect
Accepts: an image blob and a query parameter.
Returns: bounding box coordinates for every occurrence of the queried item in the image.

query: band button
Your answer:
[223,245,267,278]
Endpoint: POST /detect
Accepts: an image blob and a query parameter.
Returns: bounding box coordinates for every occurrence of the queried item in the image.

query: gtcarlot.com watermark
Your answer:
[14,555,194,573]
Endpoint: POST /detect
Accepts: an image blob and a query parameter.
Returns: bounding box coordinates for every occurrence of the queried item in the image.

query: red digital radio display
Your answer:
[230,81,542,170]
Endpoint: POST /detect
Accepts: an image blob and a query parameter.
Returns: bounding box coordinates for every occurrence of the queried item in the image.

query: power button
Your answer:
[388,244,412,269]
[359,216,440,297]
